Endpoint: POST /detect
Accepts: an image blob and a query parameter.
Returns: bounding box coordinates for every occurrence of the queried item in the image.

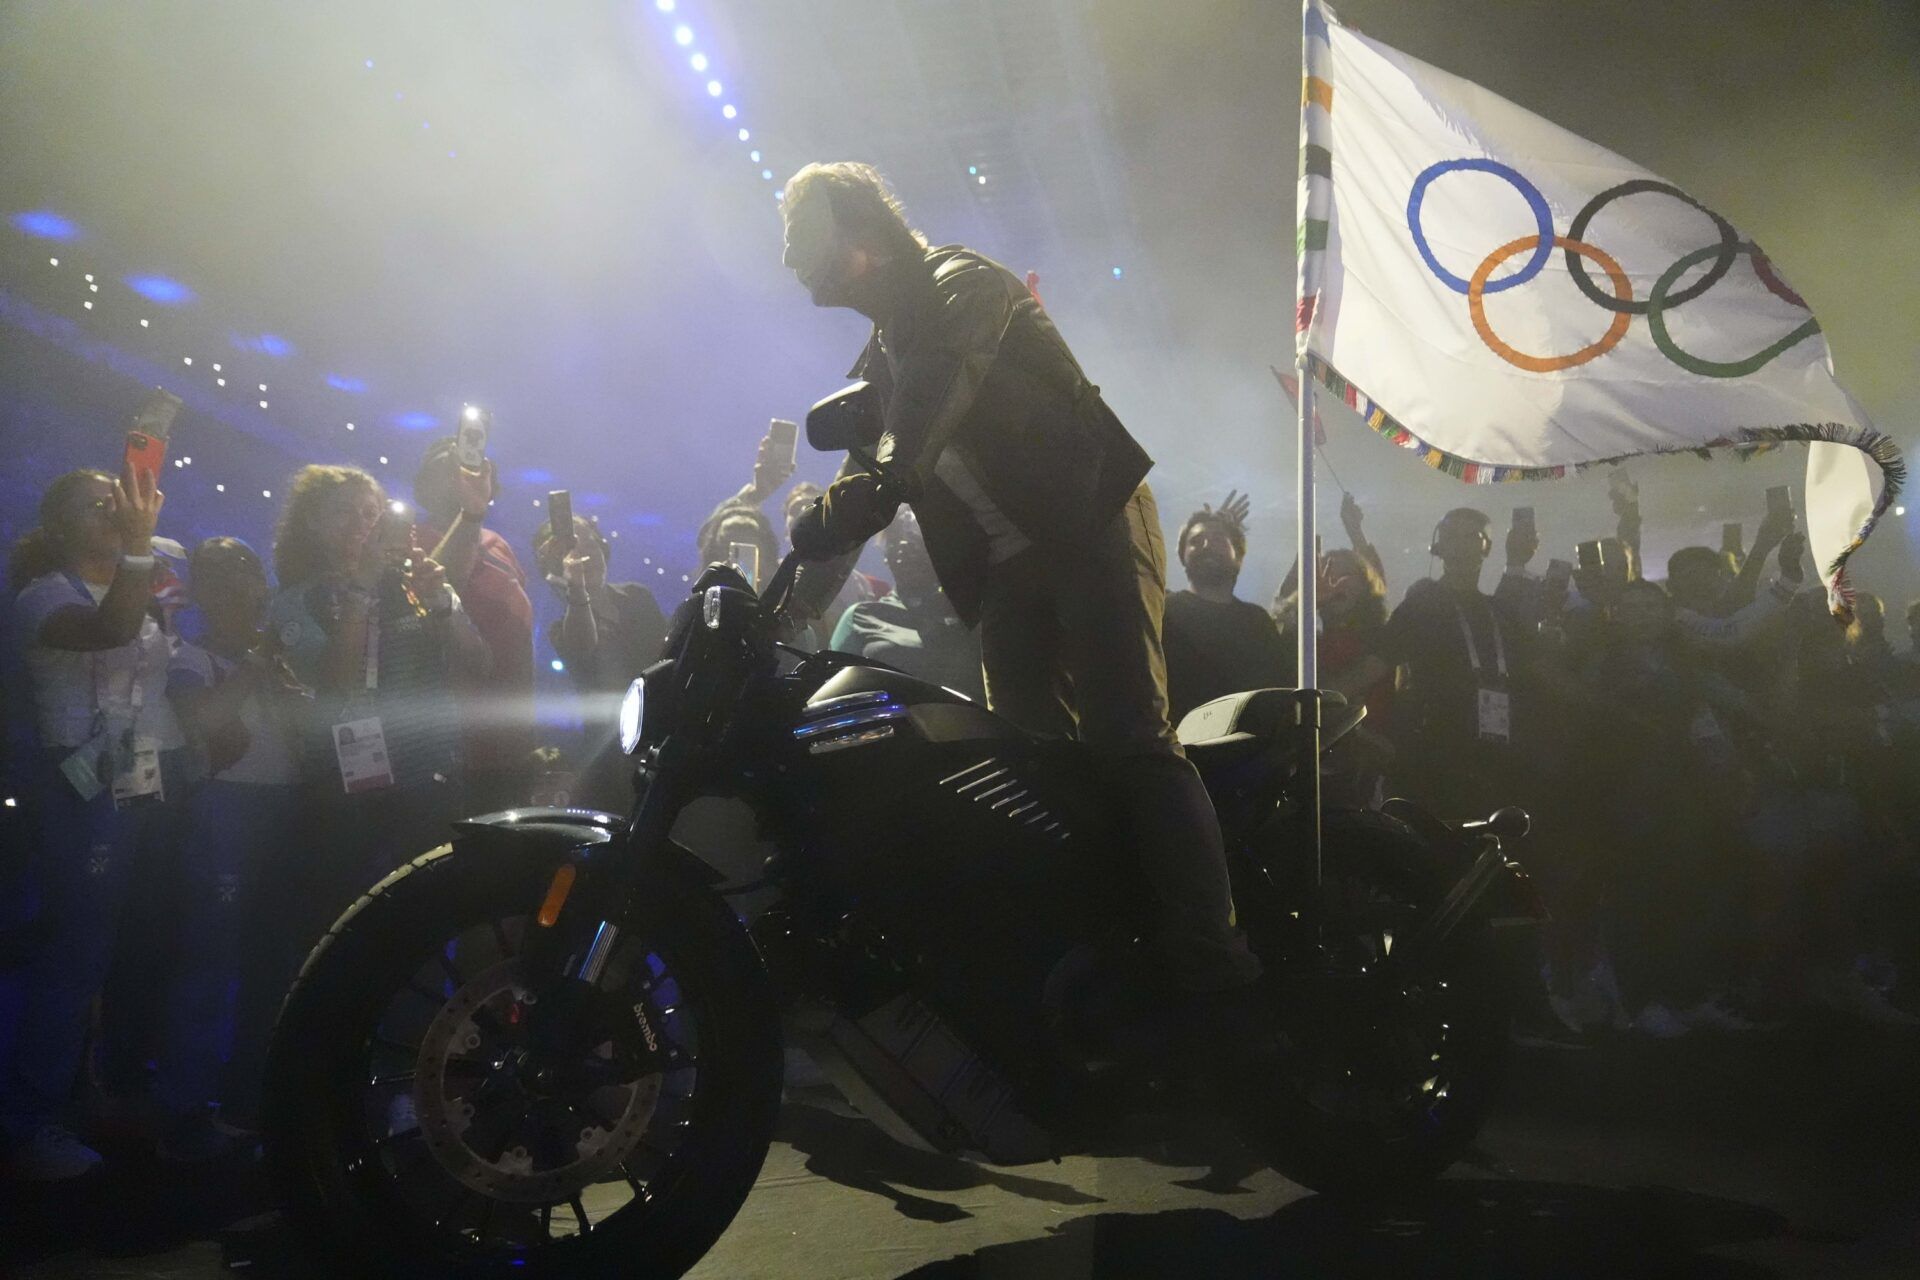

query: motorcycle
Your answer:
[263,391,1545,1278]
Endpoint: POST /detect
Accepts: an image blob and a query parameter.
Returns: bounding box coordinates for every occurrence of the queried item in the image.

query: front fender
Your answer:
[450,806,724,886]
[451,806,627,858]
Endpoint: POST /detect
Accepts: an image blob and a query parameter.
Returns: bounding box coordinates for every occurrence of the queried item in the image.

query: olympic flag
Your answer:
[1294,0,1901,613]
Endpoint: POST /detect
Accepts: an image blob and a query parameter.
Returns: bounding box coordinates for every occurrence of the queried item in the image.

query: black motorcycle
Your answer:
[263,398,1544,1278]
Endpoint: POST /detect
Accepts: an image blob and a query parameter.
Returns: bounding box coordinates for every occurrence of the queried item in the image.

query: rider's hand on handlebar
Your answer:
[791,473,899,560]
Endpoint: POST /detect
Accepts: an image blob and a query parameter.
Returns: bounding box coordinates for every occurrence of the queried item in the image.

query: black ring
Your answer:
[1565,179,1739,315]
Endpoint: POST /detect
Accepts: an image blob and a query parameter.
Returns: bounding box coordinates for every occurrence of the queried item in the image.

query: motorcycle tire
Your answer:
[1241,808,1512,1196]
[263,839,782,1279]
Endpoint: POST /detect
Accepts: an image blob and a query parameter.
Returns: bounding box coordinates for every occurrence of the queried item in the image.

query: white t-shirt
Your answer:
[11,571,184,752]
[932,448,1033,565]
[168,640,298,786]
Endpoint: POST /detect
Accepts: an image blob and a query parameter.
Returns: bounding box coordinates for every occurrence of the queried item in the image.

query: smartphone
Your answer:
[1545,558,1573,591]
[728,541,761,591]
[380,504,415,564]
[1721,522,1744,558]
[1576,539,1605,572]
[456,404,491,471]
[547,490,576,551]
[1766,484,1794,521]
[767,418,800,469]
[1513,506,1536,535]
[125,387,183,487]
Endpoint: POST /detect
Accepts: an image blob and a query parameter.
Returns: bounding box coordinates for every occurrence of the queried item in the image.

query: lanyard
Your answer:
[1454,601,1508,680]
[364,609,380,692]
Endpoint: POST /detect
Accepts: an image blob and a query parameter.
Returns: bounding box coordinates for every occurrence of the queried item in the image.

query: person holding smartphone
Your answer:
[1661,499,1803,649]
[2,464,181,1181]
[266,466,487,940]
[531,512,669,807]
[708,420,885,647]
[411,436,535,810]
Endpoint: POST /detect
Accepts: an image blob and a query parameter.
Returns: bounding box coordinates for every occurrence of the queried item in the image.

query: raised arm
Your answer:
[35,463,165,652]
[427,459,497,594]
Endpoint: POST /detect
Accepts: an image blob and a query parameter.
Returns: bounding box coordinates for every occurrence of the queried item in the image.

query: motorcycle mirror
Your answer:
[806,382,883,454]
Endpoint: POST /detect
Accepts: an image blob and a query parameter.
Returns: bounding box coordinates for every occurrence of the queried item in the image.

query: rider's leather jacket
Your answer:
[797,244,1153,628]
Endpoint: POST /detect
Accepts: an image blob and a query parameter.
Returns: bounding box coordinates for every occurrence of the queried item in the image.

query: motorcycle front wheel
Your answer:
[263,840,782,1279]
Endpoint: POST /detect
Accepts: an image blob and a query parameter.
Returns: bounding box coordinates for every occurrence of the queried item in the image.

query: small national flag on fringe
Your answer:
[1293,0,1899,614]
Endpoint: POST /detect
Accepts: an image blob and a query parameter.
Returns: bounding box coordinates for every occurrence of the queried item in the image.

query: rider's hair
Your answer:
[781,162,930,264]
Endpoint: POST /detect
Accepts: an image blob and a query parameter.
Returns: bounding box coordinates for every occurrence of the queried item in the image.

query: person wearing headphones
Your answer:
[1381,507,1531,819]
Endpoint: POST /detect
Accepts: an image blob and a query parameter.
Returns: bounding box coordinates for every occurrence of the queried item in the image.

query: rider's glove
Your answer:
[790,473,898,560]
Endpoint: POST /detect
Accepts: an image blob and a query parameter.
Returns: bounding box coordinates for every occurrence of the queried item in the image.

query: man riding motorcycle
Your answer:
[778,160,1261,1004]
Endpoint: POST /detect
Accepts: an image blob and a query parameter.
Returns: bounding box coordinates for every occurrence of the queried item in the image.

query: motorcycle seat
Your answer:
[1176,688,1363,773]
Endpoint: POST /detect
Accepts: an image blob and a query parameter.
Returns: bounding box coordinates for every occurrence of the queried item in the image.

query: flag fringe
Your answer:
[1303,353,1905,590]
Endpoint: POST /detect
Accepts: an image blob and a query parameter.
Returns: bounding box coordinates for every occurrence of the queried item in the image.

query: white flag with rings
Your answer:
[1294,0,1900,614]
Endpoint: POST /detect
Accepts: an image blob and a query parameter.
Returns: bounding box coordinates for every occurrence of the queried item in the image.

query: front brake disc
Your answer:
[412,958,664,1204]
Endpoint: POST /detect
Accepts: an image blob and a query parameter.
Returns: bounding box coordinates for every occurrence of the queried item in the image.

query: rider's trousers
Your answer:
[974,483,1263,992]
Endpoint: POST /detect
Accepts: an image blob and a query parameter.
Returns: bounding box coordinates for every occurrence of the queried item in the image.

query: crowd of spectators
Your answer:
[2,419,1915,1185]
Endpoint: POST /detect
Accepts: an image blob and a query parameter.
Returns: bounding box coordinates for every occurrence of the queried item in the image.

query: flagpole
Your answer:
[1296,378,1317,689]
[1296,0,1327,886]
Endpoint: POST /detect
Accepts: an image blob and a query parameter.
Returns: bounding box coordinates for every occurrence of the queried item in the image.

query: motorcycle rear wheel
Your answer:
[264,840,782,1279]
[1242,808,1512,1195]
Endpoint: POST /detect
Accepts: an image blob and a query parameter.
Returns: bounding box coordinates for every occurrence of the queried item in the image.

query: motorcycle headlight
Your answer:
[618,676,646,755]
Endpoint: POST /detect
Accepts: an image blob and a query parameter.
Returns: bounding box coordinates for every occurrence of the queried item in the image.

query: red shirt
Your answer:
[417,522,536,775]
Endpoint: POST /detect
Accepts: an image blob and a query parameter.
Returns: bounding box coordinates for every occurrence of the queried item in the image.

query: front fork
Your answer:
[521,751,689,1057]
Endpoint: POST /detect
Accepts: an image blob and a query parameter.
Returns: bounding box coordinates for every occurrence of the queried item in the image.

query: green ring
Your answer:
[1646,242,1821,378]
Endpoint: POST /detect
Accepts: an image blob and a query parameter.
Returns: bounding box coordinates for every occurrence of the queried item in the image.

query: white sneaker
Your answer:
[1633,1003,1691,1039]
[5,1125,104,1182]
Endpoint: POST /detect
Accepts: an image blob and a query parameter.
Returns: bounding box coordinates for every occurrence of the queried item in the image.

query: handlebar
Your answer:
[761,549,805,615]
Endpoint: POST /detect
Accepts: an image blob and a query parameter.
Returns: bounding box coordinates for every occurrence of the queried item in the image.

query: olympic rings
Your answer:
[1646,242,1823,379]
[1469,235,1633,373]
[1565,179,1738,315]
[1407,159,1554,295]
[1406,157,1820,378]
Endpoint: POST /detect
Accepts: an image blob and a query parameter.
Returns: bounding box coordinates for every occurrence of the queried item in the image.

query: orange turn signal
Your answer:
[536,863,578,928]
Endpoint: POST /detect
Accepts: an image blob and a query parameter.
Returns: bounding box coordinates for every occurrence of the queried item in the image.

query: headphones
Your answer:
[1429,511,1493,558]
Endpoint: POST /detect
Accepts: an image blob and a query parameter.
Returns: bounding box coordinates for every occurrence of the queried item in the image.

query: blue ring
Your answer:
[1407,159,1554,295]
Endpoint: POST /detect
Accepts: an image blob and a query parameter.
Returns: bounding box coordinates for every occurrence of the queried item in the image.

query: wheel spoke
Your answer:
[369,1070,417,1089]
[491,918,517,959]
[375,1125,422,1149]
[569,1194,592,1234]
